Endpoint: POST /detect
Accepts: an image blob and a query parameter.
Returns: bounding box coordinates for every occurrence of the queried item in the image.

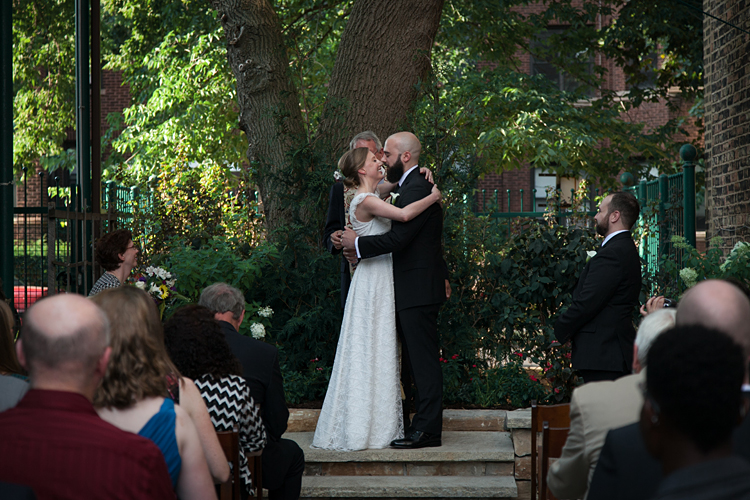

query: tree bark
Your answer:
[315,0,445,159]
[212,0,306,233]
[213,0,445,230]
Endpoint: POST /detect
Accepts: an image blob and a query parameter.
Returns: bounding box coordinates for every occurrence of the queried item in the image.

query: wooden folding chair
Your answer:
[217,430,241,500]
[540,422,570,500]
[530,401,571,500]
[217,430,264,500]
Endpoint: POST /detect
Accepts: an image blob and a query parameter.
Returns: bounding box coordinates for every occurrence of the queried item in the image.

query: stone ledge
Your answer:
[289,409,509,433]
[505,409,531,430]
[289,431,515,463]
[301,475,517,498]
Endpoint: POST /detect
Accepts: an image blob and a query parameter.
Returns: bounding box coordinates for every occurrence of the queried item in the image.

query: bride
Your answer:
[312,147,441,451]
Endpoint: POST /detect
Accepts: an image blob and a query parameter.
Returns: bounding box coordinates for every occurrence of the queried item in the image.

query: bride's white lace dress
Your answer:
[312,192,404,450]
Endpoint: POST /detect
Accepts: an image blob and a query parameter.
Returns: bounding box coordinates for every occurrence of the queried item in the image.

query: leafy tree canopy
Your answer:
[11,0,703,207]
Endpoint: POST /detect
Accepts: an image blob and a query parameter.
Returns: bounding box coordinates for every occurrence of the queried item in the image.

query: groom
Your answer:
[342,131,450,449]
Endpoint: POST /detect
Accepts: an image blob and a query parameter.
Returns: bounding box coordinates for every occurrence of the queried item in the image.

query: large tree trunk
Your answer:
[212,0,306,233]
[315,0,445,158]
[213,0,445,230]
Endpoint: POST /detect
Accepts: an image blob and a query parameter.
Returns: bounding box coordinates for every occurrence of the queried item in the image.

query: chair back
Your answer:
[540,423,570,500]
[530,401,571,500]
[217,430,241,500]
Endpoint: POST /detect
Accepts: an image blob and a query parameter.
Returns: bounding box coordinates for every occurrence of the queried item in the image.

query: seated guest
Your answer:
[588,279,750,500]
[0,294,174,499]
[165,304,267,496]
[548,308,676,499]
[0,300,28,412]
[91,287,217,500]
[641,324,750,499]
[89,229,139,296]
[200,283,305,500]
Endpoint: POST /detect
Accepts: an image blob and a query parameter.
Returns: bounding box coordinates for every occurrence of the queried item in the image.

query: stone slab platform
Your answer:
[301,475,517,498]
[288,431,515,464]
[288,409,509,433]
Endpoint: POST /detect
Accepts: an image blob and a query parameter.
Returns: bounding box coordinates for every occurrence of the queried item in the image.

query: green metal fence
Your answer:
[626,144,697,278]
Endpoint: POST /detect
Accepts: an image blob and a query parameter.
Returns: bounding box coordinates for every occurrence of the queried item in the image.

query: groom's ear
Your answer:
[401,151,411,163]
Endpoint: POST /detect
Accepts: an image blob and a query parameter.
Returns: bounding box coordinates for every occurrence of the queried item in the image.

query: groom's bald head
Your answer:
[385,132,421,167]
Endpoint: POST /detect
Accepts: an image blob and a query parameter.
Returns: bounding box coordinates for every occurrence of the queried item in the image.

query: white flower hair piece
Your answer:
[333,171,343,181]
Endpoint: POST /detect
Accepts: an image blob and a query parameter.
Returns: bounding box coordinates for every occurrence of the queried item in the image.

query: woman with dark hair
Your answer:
[0,300,28,412]
[164,304,266,496]
[92,287,218,500]
[89,229,139,296]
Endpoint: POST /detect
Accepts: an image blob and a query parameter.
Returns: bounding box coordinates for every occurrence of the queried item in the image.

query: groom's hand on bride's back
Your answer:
[341,227,357,250]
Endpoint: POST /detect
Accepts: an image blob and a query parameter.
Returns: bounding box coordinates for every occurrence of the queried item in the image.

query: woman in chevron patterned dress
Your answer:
[165,304,267,495]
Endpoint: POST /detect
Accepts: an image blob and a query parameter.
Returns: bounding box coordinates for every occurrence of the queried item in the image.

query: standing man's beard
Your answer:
[595,217,608,237]
[386,155,405,183]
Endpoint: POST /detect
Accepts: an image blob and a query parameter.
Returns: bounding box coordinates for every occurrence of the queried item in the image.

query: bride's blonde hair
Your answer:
[339,147,369,188]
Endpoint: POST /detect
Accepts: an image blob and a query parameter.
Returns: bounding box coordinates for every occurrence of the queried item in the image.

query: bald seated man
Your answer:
[0,294,174,500]
[587,279,750,500]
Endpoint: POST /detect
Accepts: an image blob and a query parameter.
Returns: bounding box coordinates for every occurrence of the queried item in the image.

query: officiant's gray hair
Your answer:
[349,131,382,152]
[199,283,245,321]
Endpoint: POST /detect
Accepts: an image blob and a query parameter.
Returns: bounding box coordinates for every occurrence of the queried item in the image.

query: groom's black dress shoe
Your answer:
[390,430,441,449]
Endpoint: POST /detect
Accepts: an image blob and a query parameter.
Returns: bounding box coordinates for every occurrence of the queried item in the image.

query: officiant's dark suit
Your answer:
[357,160,449,438]
[554,192,642,382]
[323,182,350,309]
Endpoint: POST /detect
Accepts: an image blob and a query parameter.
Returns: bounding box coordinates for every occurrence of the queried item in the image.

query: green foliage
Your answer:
[122,157,263,263]
[657,237,750,298]
[439,206,602,404]
[12,0,76,173]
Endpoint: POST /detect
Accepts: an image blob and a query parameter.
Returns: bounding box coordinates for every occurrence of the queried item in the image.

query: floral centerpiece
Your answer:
[130,265,188,318]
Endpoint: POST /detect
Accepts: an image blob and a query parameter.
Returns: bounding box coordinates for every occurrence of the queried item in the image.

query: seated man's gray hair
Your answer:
[199,283,245,321]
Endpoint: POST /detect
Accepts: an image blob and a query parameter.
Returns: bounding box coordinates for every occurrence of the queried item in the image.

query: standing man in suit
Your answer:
[554,191,642,382]
[200,283,304,500]
[323,131,383,309]
[341,132,450,449]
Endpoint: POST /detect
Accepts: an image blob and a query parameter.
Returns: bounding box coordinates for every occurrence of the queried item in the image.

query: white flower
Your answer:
[146,266,155,276]
[134,281,146,289]
[149,283,160,296]
[680,267,699,288]
[166,279,176,288]
[258,306,274,318]
[586,251,597,259]
[389,192,400,205]
[250,323,266,339]
[333,171,343,181]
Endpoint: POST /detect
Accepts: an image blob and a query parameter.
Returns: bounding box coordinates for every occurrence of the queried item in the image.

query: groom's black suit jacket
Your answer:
[554,231,641,373]
[357,168,448,310]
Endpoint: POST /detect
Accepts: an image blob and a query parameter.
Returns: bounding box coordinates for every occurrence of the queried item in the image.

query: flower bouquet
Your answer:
[243,304,274,340]
[131,265,188,318]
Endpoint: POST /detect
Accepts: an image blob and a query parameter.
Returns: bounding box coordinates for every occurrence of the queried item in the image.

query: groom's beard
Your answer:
[386,156,405,183]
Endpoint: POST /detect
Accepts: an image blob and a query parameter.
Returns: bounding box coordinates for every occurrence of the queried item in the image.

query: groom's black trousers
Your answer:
[396,303,443,435]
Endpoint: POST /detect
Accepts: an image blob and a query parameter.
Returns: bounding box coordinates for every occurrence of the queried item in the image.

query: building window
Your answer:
[530,28,594,96]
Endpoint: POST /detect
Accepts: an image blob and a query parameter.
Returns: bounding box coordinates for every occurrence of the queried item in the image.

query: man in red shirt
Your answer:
[0,294,175,500]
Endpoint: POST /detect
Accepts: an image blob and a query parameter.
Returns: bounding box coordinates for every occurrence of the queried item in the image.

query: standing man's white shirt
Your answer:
[601,229,629,248]
[354,165,419,258]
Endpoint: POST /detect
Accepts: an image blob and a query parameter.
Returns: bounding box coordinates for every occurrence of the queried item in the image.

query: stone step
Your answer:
[288,431,515,477]
[288,409,509,433]
[301,475,518,498]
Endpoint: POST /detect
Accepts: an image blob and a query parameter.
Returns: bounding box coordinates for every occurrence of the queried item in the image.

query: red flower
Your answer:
[439,357,444,362]
[565,352,572,359]
[316,367,323,371]
[469,378,473,381]
[472,364,477,368]
[443,359,448,363]
[451,354,459,360]
[554,388,560,394]
[514,352,523,357]
[529,374,538,382]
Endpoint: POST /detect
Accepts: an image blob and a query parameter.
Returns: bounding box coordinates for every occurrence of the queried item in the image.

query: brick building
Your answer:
[704,1,750,253]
